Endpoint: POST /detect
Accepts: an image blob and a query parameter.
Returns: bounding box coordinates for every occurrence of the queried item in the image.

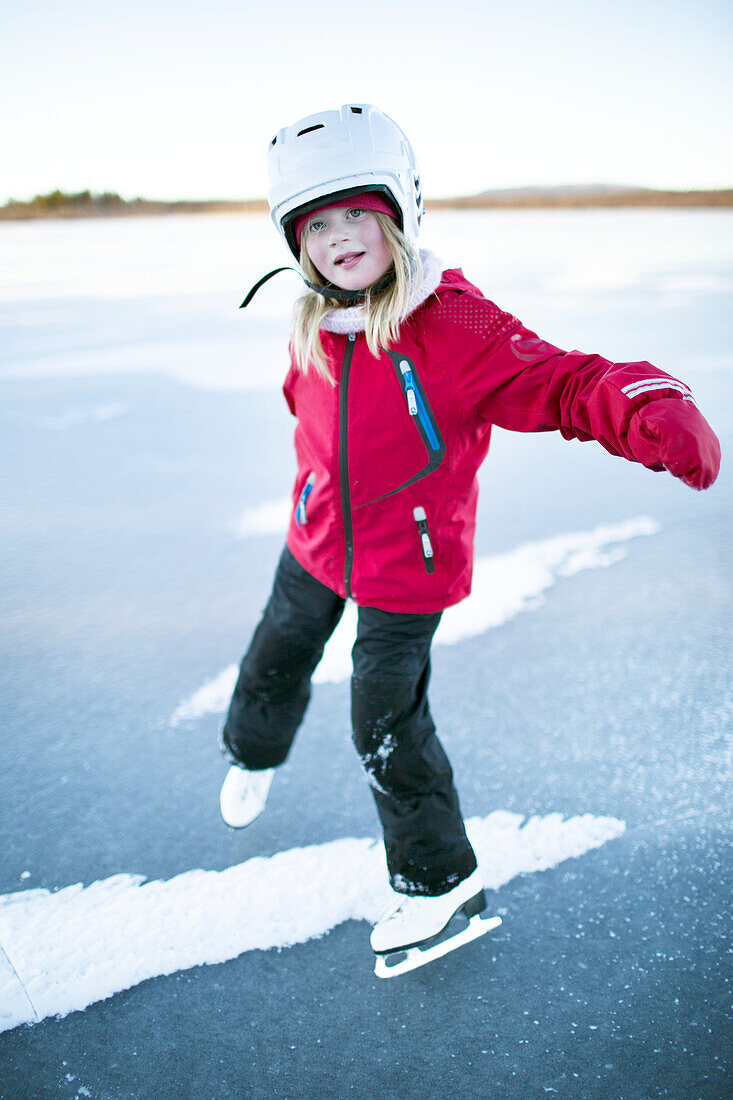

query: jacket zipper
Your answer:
[360,351,446,506]
[295,472,315,526]
[398,360,441,451]
[413,506,435,573]
[339,333,357,598]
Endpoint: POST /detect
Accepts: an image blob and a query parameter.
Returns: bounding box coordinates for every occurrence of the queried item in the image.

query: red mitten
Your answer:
[627,398,721,490]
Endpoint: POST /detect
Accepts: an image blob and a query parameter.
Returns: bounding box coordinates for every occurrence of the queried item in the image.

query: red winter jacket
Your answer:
[282,265,719,613]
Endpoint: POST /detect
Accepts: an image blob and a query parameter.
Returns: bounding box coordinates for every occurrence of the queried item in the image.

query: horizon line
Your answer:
[2,184,732,219]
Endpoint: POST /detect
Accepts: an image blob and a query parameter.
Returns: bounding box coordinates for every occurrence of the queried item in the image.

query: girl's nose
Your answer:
[328,222,350,243]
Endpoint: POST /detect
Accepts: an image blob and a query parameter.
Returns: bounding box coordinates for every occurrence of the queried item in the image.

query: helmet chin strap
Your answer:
[239,266,395,309]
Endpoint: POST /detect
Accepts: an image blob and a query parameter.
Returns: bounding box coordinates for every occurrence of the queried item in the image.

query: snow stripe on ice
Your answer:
[170,666,240,727]
[171,516,658,722]
[232,496,292,538]
[0,945,38,1029]
[0,811,624,1032]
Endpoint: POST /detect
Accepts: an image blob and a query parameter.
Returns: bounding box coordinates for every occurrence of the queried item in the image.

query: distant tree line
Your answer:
[3,190,127,213]
[0,190,267,220]
[1,187,730,221]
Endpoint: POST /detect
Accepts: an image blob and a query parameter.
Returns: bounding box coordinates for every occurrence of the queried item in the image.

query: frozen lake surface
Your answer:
[2,208,732,393]
[0,210,731,1097]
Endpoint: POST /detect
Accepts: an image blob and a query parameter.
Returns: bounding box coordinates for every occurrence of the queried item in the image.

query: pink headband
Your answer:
[293,193,398,248]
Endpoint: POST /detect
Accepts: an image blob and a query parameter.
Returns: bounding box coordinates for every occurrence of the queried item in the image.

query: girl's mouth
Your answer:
[335,252,365,269]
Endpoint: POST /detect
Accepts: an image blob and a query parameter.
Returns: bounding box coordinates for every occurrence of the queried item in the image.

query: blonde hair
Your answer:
[291,212,422,385]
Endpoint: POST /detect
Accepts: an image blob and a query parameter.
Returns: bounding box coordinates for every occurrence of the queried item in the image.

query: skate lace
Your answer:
[377,894,423,926]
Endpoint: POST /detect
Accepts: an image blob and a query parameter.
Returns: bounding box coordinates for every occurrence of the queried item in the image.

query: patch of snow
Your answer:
[435,516,658,646]
[0,811,625,1032]
[312,602,359,685]
[232,497,292,539]
[169,665,238,727]
[374,733,397,764]
[170,516,659,723]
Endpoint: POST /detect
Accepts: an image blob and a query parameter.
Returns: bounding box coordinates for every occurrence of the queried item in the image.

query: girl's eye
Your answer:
[346,208,363,219]
[308,219,326,233]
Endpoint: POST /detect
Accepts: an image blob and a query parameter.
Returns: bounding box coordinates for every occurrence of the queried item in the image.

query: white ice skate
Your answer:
[371,869,501,979]
[219,765,275,828]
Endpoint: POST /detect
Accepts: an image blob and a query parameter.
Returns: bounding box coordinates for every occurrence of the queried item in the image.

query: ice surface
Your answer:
[0,209,728,1050]
[0,810,624,1032]
[3,210,731,392]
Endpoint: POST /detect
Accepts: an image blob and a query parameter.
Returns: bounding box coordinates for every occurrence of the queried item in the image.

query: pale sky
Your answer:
[2,0,731,204]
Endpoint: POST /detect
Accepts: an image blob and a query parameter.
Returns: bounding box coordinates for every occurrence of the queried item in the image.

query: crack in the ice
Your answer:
[0,939,40,1022]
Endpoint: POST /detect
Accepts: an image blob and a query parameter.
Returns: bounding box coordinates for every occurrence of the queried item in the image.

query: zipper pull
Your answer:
[413,506,435,574]
[399,360,419,416]
[296,472,316,526]
[348,332,356,342]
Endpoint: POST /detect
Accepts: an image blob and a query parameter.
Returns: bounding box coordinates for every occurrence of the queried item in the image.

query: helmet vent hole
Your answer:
[350,106,363,114]
[297,124,325,137]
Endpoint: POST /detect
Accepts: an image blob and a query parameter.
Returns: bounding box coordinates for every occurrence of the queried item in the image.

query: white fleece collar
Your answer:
[319,249,443,334]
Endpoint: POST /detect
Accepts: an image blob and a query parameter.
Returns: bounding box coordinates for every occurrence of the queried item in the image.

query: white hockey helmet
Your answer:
[268,103,423,258]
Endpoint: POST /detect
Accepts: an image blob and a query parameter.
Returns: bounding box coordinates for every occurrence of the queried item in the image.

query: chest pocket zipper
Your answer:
[296,472,316,526]
[361,351,446,507]
[399,361,441,452]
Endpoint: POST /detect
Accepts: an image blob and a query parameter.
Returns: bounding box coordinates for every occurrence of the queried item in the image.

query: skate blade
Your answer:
[373,912,502,979]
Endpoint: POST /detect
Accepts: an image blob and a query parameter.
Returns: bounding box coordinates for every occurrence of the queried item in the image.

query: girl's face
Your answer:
[303,207,393,291]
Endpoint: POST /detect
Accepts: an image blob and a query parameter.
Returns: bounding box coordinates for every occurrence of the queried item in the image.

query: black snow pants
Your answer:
[222,546,477,896]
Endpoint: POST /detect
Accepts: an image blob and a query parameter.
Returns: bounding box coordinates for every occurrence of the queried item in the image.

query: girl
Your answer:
[219,104,720,970]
